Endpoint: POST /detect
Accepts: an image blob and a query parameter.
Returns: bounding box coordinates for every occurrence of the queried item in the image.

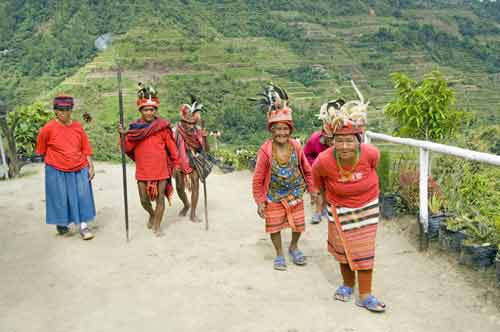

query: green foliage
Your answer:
[370,21,500,73]
[453,212,499,245]
[385,71,462,141]
[269,65,329,87]
[211,146,258,171]
[428,192,445,215]
[378,150,392,194]
[458,163,500,219]
[7,102,52,154]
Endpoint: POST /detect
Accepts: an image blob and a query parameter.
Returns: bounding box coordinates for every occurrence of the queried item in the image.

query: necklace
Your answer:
[273,142,292,166]
[334,148,360,181]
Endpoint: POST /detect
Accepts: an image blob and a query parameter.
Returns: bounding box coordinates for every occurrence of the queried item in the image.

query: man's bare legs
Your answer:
[189,170,200,222]
[175,172,190,216]
[138,180,167,234]
[138,181,154,229]
[152,180,167,234]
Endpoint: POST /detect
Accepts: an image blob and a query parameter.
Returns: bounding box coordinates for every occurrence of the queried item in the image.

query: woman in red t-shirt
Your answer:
[312,82,386,312]
[36,95,96,240]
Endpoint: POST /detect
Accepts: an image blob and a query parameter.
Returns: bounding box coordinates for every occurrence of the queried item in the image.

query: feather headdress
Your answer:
[180,94,203,124]
[249,83,289,113]
[318,80,369,135]
[137,82,160,109]
[249,83,293,131]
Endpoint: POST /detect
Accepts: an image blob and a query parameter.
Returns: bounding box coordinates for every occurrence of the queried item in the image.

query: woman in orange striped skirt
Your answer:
[251,84,317,271]
[312,82,386,312]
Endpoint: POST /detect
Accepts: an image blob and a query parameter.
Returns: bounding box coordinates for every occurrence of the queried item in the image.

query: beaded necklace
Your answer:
[334,148,360,181]
[272,142,292,166]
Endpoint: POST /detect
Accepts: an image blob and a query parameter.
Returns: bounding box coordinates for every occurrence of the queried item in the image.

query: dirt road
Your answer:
[1,163,499,332]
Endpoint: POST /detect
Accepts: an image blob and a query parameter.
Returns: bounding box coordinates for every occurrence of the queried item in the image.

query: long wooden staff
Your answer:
[117,67,130,241]
[201,119,209,231]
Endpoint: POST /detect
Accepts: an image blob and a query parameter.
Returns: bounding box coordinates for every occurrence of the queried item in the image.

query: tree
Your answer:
[384,71,462,142]
[0,99,23,177]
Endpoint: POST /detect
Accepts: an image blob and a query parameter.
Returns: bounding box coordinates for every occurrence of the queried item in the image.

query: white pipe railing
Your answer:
[0,133,8,180]
[365,131,500,233]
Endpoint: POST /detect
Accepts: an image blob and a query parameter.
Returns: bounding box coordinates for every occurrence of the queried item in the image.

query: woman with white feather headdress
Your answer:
[304,98,345,224]
[312,81,387,312]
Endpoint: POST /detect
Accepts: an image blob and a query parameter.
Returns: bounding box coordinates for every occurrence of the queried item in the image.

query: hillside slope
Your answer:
[1,0,500,159]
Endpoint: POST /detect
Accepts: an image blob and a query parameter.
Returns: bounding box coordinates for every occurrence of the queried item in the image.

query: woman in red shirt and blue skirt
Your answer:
[312,82,386,312]
[36,95,96,240]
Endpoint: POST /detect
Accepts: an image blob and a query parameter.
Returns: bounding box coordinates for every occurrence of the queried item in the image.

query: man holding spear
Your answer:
[173,96,211,225]
[118,84,179,236]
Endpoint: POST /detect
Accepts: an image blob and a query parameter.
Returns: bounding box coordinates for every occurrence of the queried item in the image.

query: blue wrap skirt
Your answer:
[45,165,96,226]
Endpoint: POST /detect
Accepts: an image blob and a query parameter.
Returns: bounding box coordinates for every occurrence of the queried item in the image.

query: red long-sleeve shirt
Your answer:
[124,128,179,181]
[312,144,380,208]
[36,119,92,172]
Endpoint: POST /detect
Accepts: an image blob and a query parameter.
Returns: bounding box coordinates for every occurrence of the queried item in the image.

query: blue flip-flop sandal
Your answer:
[288,249,307,266]
[273,256,287,271]
[356,295,387,312]
[334,285,353,302]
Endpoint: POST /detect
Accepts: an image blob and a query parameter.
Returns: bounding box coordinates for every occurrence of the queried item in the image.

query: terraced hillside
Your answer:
[2,1,500,159]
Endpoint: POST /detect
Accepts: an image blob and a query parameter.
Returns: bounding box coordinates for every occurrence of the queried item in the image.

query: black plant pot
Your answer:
[459,243,498,270]
[247,158,256,171]
[496,253,500,288]
[381,193,398,219]
[428,213,449,240]
[30,155,44,163]
[438,224,468,252]
[219,164,235,173]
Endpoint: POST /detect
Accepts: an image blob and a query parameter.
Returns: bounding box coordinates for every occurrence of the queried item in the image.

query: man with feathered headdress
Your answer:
[312,81,386,312]
[173,95,211,223]
[251,83,318,271]
[118,83,180,235]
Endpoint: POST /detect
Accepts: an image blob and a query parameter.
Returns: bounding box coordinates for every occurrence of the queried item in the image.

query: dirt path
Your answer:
[1,163,499,332]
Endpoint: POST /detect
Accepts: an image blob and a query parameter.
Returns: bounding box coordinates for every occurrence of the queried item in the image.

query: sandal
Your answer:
[288,248,307,266]
[356,295,387,313]
[311,212,321,224]
[334,285,353,302]
[273,256,287,271]
[56,225,70,235]
[80,227,94,240]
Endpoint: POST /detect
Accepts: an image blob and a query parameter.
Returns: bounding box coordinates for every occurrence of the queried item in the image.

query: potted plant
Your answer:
[496,245,500,288]
[459,217,498,270]
[378,150,400,219]
[439,214,469,253]
[427,193,449,240]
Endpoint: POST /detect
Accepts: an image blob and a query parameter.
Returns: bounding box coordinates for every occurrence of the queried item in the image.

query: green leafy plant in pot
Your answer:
[459,215,498,269]
[428,193,448,240]
[378,150,400,219]
[439,214,469,252]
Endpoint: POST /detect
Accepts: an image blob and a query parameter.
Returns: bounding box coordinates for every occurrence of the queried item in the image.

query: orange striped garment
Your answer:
[326,198,379,270]
[264,200,305,234]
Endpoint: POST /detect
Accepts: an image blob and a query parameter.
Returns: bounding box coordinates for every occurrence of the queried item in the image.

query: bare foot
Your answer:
[152,224,161,235]
[179,205,190,217]
[147,216,154,229]
[154,231,164,237]
[190,215,202,223]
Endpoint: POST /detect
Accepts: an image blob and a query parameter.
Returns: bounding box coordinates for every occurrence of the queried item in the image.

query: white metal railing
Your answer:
[364,131,500,233]
[0,133,8,179]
